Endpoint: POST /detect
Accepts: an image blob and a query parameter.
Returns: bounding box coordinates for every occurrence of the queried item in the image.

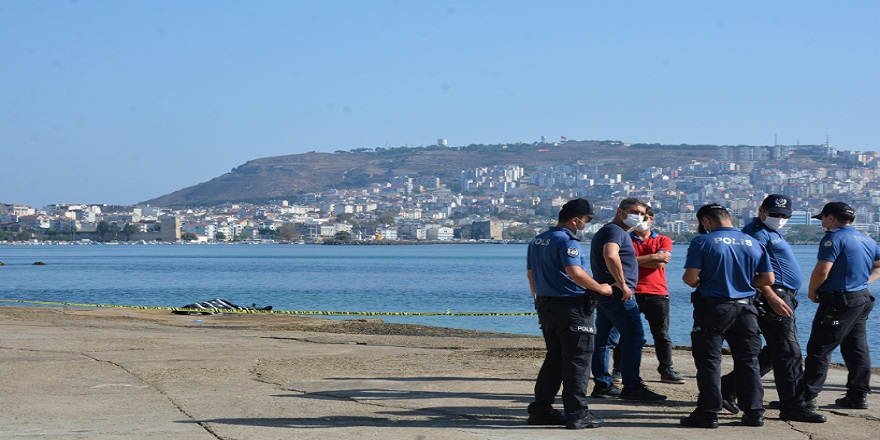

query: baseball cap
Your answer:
[761,194,793,216]
[695,203,728,234]
[811,202,855,220]
[560,198,594,217]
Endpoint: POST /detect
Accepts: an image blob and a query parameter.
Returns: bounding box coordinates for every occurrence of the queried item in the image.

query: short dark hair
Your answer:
[618,198,646,211]
[645,206,654,218]
[696,203,730,223]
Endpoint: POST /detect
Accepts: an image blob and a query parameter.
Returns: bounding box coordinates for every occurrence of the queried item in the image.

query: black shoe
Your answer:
[591,383,621,399]
[527,409,566,426]
[766,400,780,410]
[680,415,719,429]
[741,413,765,427]
[565,411,604,429]
[806,398,818,410]
[660,367,686,384]
[835,394,868,409]
[721,377,740,414]
[611,370,622,385]
[620,382,667,401]
[779,408,827,423]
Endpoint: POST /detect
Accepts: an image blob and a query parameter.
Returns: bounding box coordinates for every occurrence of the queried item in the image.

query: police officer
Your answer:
[680,203,774,428]
[719,195,826,423]
[799,202,880,409]
[526,198,613,429]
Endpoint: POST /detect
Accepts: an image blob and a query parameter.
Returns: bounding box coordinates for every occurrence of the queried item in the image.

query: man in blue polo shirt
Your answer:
[527,198,613,429]
[681,203,774,428]
[719,195,826,423]
[590,198,666,402]
[799,202,880,410]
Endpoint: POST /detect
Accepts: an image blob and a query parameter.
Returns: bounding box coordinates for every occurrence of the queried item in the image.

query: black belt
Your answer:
[537,295,587,303]
[700,296,753,306]
[771,286,797,295]
[819,288,869,299]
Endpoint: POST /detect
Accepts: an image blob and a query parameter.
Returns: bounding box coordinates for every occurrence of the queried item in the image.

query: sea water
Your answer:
[1,243,878,364]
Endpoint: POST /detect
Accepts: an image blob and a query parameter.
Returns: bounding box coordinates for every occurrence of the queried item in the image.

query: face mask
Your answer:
[763,216,788,231]
[633,221,650,232]
[622,213,643,228]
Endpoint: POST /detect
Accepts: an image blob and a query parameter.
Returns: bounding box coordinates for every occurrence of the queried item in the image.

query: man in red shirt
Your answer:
[631,206,685,384]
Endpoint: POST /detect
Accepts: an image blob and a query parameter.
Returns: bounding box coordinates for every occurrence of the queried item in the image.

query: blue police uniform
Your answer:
[684,226,772,421]
[721,218,807,412]
[527,226,596,422]
[590,222,646,390]
[801,225,880,403]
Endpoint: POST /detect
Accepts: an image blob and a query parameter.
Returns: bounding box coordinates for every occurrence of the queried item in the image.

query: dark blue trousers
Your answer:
[530,297,595,421]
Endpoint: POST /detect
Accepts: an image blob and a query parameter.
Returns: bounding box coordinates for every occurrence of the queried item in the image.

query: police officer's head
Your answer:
[559,198,594,231]
[811,202,855,227]
[759,194,793,218]
[695,203,731,234]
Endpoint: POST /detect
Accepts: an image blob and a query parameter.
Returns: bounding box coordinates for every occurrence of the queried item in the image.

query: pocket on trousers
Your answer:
[570,323,596,335]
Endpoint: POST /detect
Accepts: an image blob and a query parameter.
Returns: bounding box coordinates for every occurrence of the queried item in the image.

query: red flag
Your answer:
[561,136,567,140]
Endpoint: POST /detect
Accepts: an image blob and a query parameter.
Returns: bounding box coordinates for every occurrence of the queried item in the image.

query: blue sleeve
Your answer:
[559,239,584,268]
[684,240,702,269]
[874,243,880,262]
[817,234,839,262]
[756,244,773,273]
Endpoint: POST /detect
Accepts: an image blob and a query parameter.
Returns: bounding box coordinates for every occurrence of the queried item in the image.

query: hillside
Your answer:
[140,142,717,206]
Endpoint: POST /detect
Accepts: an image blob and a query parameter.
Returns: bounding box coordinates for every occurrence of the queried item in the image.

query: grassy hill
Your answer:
[140,141,717,206]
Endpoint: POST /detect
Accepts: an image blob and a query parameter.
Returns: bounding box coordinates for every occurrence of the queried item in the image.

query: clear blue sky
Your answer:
[2,1,878,208]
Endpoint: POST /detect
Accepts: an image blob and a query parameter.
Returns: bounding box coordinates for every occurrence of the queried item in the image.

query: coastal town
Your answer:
[3,142,880,244]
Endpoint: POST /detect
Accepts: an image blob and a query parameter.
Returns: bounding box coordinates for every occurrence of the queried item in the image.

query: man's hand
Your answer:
[808,290,819,303]
[617,282,633,301]
[765,295,793,317]
[596,283,613,296]
[653,251,672,263]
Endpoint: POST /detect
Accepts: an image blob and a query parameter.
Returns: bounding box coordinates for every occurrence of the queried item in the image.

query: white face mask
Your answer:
[633,220,650,232]
[622,213,643,228]
[763,216,788,231]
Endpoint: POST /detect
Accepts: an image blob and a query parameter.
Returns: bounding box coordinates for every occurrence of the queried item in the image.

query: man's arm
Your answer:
[565,265,613,296]
[682,268,700,288]
[759,285,793,317]
[869,260,880,285]
[807,260,833,303]
[753,271,775,289]
[603,242,631,300]
[636,252,671,269]
[527,270,536,300]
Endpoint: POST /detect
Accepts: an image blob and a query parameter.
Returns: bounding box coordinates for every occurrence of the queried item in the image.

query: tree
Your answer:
[335,212,355,223]
[215,232,226,241]
[181,232,198,242]
[785,224,824,244]
[109,223,121,240]
[334,231,351,241]
[96,221,110,241]
[123,223,138,241]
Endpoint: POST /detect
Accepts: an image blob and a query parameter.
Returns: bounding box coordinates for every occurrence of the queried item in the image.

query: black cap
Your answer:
[811,202,855,220]
[695,203,727,234]
[761,194,792,216]
[560,198,594,217]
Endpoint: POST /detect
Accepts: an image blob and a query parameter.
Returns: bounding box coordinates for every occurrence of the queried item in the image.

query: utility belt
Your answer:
[690,291,753,307]
[817,288,869,306]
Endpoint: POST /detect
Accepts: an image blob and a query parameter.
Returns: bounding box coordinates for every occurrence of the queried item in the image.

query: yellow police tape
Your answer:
[0,299,537,317]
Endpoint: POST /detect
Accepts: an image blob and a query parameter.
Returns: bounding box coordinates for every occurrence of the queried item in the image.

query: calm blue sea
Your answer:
[1,243,878,364]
